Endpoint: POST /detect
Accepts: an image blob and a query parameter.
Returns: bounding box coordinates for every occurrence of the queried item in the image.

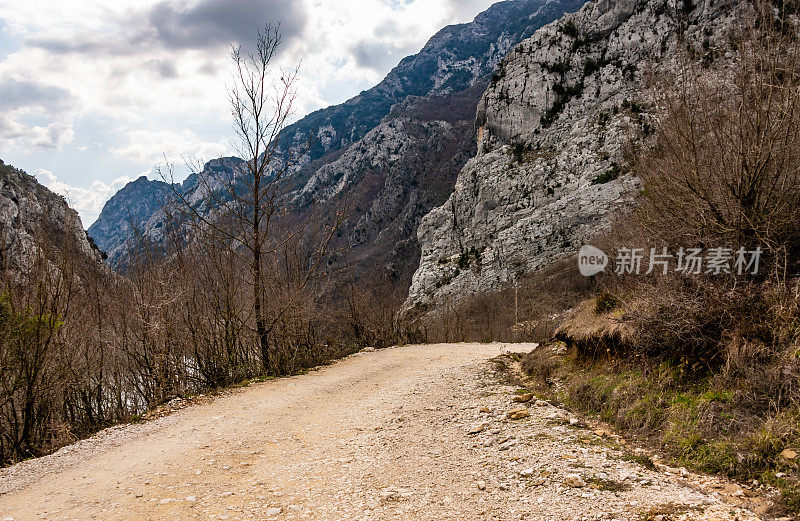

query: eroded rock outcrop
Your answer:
[406,0,740,310]
[0,160,104,283]
[294,84,487,286]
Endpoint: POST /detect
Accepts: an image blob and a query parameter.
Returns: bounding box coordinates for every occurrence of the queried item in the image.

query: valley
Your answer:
[2,0,799,517]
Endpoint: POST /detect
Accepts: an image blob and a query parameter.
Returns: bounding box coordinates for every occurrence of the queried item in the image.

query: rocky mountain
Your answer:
[89,0,589,270]
[87,176,171,263]
[88,157,244,266]
[294,82,489,289]
[0,159,105,284]
[405,0,741,310]
[273,0,589,164]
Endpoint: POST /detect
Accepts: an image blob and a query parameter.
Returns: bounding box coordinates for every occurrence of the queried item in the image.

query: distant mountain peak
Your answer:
[91,0,590,272]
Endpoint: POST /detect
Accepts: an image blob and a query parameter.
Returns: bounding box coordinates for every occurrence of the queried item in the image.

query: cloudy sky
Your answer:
[0,0,495,226]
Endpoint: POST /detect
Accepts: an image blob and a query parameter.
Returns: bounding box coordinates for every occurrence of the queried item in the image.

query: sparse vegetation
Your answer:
[590,163,623,185]
[621,98,644,113]
[509,142,533,163]
[520,5,800,513]
[541,80,585,128]
[417,257,595,343]
[490,64,506,86]
[587,476,630,492]
[582,58,600,76]
[560,20,579,38]
[522,344,800,512]
[0,26,411,467]
[593,292,619,314]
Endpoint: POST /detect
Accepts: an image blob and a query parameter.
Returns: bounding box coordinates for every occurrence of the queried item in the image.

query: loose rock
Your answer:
[513,393,534,403]
[780,448,798,460]
[564,475,587,488]
[507,409,530,421]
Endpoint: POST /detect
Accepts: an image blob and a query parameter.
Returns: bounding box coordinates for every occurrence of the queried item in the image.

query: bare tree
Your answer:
[161,24,342,374]
[635,1,800,262]
[0,232,76,461]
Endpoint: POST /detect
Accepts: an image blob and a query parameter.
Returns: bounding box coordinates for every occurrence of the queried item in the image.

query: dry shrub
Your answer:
[555,299,635,361]
[591,0,800,380]
[0,192,373,465]
[597,0,800,377]
[520,345,562,385]
[336,275,425,349]
[517,3,800,512]
[420,257,595,343]
[636,0,800,256]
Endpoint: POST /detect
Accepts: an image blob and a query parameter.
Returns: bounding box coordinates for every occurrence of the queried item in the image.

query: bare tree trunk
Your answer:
[158,24,345,377]
[253,218,269,373]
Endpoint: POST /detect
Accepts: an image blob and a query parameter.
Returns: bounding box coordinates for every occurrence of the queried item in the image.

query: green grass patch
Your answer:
[621,453,658,471]
[519,344,800,514]
[594,291,620,314]
[591,163,623,185]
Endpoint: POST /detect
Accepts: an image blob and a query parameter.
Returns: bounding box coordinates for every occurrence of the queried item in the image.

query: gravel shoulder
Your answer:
[0,343,765,520]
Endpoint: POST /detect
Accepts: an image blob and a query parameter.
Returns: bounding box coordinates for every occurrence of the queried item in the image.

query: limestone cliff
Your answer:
[0,160,104,284]
[294,83,487,287]
[406,0,740,310]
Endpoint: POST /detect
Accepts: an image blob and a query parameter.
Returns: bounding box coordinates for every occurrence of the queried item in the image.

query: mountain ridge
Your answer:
[0,159,106,284]
[89,0,589,270]
[406,0,743,310]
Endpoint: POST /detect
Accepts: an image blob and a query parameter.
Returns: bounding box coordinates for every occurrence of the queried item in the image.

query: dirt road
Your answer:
[0,343,764,520]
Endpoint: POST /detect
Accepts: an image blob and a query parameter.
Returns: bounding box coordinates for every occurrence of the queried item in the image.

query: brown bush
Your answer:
[520,346,561,385]
[519,4,800,512]
[586,0,800,375]
[420,257,595,344]
[635,1,800,264]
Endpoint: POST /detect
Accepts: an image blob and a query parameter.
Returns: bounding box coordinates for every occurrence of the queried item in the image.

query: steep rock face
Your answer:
[92,0,590,272]
[295,83,487,287]
[87,176,171,262]
[0,160,103,283]
[406,0,739,310]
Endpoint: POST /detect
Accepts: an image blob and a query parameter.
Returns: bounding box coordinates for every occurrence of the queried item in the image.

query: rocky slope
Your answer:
[406,0,740,310]
[87,176,171,263]
[88,157,245,267]
[294,83,487,288]
[90,0,589,271]
[0,159,104,284]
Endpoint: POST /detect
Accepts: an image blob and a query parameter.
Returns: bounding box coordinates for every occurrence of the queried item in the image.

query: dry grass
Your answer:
[520,338,800,515]
[555,299,635,360]
[419,257,595,343]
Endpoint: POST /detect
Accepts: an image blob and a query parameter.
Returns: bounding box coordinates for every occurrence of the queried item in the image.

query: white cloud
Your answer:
[33,169,135,226]
[288,0,478,107]
[0,116,75,150]
[110,128,233,165]
[0,77,77,150]
[0,0,496,201]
